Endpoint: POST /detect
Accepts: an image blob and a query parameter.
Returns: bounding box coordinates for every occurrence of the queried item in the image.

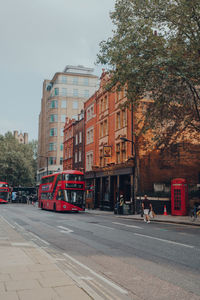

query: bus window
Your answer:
[64,174,84,181]
[56,190,65,201]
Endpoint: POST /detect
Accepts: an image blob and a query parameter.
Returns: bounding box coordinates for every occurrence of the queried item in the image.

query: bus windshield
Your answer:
[57,190,84,205]
[64,174,84,182]
[0,183,8,188]
[0,191,9,200]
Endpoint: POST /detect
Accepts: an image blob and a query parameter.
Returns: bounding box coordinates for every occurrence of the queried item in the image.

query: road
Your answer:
[0,204,200,300]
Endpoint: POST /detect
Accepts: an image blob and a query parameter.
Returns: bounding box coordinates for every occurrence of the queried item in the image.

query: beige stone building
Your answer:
[37,65,99,183]
[13,131,28,144]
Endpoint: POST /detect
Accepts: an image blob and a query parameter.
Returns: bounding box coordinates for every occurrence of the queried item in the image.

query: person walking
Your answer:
[142,195,152,223]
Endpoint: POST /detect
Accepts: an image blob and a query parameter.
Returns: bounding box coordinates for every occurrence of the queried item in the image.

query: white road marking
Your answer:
[112,222,143,229]
[14,222,25,231]
[58,226,74,233]
[134,233,194,248]
[93,224,115,230]
[63,252,128,295]
[0,216,15,228]
[29,232,50,245]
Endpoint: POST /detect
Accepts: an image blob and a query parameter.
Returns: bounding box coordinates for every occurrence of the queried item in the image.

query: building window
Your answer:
[50,100,58,108]
[73,77,78,85]
[86,127,94,144]
[50,128,57,136]
[49,143,56,151]
[54,88,59,96]
[100,149,103,167]
[73,101,78,109]
[116,112,121,130]
[87,104,94,121]
[104,96,108,110]
[62,88,67,96]
[61,76,67,84]
[75,152,78,163]
[103,119,108,136]
[79,132,82,143]
[83,77,89,86]
[86,152,93,171]
[122,110,127,127]
[50,114,58,122]
[79,150,82,162]
[116,143,120,164]
[100,122,103,138]
[100,99,103,113]
[61,100,67,108]
[60,143,63,151]
[75,134,78,145]
[121,142,126,162]
[68,148,71,158]
[73,89,78,97]
[84,90,89,98]
[49,157,56,165]
[60,128,64,136]
[60,157,63,165]
[61,115,66,123]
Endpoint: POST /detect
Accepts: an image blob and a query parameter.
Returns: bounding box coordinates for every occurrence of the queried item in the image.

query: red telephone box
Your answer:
[171,178,188,216]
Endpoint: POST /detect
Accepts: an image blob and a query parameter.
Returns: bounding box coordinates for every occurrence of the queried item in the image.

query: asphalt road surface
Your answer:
[1,204,200,300]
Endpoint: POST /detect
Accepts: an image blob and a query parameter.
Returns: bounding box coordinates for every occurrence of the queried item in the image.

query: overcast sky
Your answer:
[0,0,115,141]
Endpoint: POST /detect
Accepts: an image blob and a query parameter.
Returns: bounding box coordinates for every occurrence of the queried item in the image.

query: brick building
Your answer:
[73,111,85,172]
[63,118,75,170]
[84,71,200,213]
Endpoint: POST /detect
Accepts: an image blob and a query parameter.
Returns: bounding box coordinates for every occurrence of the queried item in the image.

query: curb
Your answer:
[118,215,200,227]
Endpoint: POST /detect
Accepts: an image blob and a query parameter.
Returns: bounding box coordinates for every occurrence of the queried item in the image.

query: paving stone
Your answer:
[10,271,43,281]
[27,263,59,272]
[17,287,59,300]
[0,291,19,300]
[0,282,6,292]
[0,274,10,281]
[54,285,92,299]
[5,279,41,291]
[40,270,67,279]
[38,276,75,288]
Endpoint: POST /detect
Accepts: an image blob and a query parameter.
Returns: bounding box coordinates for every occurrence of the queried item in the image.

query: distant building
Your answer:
[37,65,99,183]
[63,111,85,172]
[13,131,28,144]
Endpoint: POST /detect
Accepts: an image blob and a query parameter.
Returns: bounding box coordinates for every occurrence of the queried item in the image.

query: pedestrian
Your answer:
[142,195,152,223]
[118,193,124,215]
[11,191,17,202]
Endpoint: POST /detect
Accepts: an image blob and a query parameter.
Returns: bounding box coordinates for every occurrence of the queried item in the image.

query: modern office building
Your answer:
[37,65,99,183]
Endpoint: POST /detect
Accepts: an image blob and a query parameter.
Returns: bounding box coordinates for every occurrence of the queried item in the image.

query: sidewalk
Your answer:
[85,209,200,226]
[0,217,92,300]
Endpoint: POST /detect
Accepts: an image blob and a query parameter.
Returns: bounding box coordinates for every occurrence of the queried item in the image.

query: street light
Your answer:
[120,136,138,214]
[39,156,48,176]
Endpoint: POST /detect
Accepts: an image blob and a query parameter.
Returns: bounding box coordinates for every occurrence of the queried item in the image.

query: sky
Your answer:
[0,0,115,141]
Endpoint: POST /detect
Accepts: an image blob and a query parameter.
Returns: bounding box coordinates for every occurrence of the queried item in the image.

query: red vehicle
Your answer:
[0,182,9,204]
[38,170,85,212]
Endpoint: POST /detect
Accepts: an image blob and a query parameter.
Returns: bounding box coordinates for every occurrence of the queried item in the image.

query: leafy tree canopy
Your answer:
[0,132,37,187]
[97,0,200,147]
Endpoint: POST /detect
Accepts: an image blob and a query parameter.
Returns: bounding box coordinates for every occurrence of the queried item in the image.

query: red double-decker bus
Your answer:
[38,170,85,212]
[0,182,9,204]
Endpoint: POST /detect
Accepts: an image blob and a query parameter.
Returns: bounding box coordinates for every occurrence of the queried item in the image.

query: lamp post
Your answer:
[39,156,48,176]
[120,136,138,214]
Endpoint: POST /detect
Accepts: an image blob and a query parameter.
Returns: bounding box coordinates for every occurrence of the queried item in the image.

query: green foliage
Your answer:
[97,0,200,145]
[0,132,37,187]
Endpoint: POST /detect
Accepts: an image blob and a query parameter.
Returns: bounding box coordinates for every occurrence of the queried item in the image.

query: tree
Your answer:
[0,132,37,187]
[97,0,200,147]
